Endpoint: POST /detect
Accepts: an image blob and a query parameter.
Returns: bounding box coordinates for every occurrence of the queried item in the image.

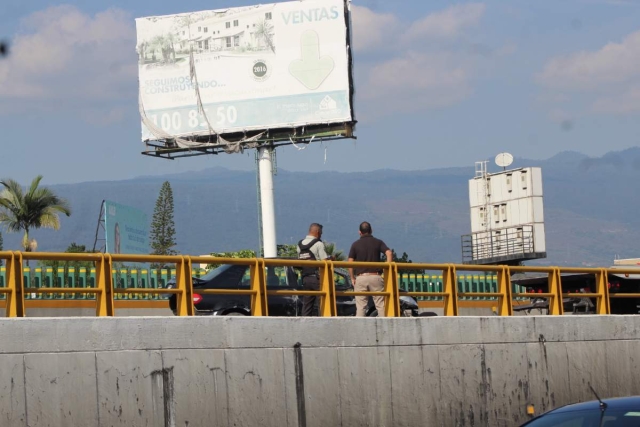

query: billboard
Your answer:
[104,201,149,254]
[135,0,355,149]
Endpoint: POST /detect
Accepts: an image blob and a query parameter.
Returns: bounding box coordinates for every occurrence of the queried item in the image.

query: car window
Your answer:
[266,266,286,288]
[334,271,350,289]
[333,270,351,291]
[286,267,300,288]
[524,409,640,427]
[237,266,292,288]
[524,413,586,426]
[239,267,252,288]
[199,264,248,289]
[199,264,235,281]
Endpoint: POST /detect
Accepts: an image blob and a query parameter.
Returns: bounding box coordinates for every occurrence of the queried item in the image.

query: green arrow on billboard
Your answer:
[289,30,335,90]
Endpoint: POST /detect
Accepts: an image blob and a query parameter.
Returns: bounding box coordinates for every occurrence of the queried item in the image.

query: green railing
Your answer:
[0,266,208,300]
[398,273,507,301]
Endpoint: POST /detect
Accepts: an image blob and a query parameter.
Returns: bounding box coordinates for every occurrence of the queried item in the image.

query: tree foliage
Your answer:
[0,175,71,251]
[150,181,177,257]
[278,242,345,261]
[277,244,297,258]
[392,249,425,275]
[204,242,346,271]
[324,242,346,261]
[206,249,256,270]
[40,243,95,268]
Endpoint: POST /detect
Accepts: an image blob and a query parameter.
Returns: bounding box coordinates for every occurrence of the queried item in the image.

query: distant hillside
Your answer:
[3,147,640,266]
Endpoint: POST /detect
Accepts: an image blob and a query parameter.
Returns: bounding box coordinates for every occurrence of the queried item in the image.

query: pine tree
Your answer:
[150,181,177,257]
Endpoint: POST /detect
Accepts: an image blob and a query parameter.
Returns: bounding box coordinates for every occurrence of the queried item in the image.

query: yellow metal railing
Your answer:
[0,251,638,317]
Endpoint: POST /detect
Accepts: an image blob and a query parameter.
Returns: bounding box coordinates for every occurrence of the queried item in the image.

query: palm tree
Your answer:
[0,175,71,252]
[148,34,178,64]
[254,19,275,53]
[149,35,166,62]
[137,41,147,64]
[165,33,177,61]
[324,242,345,261]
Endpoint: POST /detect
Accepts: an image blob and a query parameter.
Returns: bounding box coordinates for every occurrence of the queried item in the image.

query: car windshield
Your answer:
[198,264,353,289]
[197,264,296,288]
[197,264,238,282]
[524,409,640,427]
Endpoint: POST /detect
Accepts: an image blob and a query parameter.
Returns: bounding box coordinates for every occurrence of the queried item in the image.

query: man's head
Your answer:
[359,221,372,236]
[308,223,323,238]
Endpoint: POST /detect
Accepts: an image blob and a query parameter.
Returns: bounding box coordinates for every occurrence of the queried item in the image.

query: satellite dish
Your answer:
[495,152,513,169]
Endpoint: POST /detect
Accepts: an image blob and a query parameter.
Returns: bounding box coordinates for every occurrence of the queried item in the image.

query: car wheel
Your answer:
[418,311,438,317]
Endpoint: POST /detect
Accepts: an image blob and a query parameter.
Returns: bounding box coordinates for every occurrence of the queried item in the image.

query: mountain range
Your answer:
[3,147,640,267]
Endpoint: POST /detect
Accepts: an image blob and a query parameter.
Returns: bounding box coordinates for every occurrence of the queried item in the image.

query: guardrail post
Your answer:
[5,252,25,317]
[383,262,400,317]
[595,268,610,315]
[174,256,194,316]
[67,267,76,300]
[23,266,31,301]
[55,267,64,300]
[548,268,563,315]
[319,260,337,317]
[250,259,268,316]
[496,266,514,316]
[44,267,53,300]
[183,257,194,315]
[78,267,87,300]
[96,253,115,316]
[442,264,459,316]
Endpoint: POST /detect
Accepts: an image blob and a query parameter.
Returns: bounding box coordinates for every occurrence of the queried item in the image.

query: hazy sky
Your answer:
[1,0,639,185]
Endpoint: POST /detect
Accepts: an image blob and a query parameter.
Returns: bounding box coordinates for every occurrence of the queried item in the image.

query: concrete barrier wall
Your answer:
[1,316,639,427]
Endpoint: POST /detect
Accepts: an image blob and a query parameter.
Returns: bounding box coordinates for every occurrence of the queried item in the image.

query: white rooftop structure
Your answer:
[462,159,547,265]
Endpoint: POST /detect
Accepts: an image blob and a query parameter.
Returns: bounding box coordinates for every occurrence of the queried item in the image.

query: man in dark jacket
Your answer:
[297,223,332,316]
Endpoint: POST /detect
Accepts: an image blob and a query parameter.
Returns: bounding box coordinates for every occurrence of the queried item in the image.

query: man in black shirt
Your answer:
[348,221,392,317]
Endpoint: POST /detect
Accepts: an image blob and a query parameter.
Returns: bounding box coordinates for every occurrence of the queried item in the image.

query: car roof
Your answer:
[548,396,640,414]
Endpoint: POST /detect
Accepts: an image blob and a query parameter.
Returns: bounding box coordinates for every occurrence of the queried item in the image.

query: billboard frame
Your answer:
[138,0,357,160]
[141,121,355,159]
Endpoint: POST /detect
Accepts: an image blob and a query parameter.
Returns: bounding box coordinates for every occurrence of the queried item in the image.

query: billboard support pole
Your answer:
[255,150,264,258]
[258,146,277,258]
[92,200,106,253]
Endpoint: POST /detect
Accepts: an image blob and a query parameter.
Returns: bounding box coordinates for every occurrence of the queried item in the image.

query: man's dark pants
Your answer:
[302,274,319,316]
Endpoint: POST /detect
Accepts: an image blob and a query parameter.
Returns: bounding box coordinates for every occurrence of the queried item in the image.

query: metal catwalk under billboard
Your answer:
[135,0,354,143]
[104,201,149,255]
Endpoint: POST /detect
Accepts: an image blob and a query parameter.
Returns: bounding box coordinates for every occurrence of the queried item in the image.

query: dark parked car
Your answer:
[520,396,640,426]
[167,262,427,317]
[512,271,640,314]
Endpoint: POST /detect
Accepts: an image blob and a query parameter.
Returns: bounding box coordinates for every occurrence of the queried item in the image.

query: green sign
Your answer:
[104,201,149,254]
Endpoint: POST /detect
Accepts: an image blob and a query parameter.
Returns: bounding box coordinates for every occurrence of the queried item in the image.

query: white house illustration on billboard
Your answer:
[173,6,276,54]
